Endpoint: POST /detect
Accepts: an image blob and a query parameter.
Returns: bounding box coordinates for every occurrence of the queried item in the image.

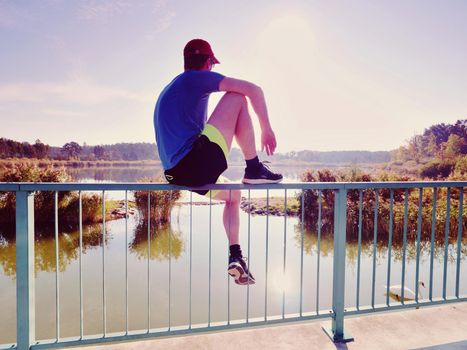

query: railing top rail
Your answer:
[0,183,20,191]
[0,181,465,192]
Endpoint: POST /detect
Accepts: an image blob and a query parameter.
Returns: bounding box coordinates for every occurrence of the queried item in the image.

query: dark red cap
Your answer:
[183,39,220,64]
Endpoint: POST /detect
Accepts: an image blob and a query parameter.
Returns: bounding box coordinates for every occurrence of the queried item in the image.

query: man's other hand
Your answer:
[261,128,277,156]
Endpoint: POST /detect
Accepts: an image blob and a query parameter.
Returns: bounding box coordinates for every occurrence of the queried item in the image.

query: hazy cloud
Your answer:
[78,0,134,22]
[0,1,31,28]
[79,0,175,33]
[0,75,152,105]
[41,108,89,118]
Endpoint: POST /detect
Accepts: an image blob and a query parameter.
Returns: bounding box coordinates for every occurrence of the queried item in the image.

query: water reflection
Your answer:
[2,206,466,278]
[0,223,107,278]
[67,165,308,183]
[0,218,184,279]
[1,198,466,345]
[68,167,165,183]
[294,224,467,265]
[129,222,184,261]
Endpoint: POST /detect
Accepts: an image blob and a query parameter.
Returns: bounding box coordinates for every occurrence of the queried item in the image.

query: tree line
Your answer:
[0,138,49,159]
[390,119,466,179]
[0,138,159,161]
[1,119,465,166]
[0,137,391,163]
[227,148,391,163]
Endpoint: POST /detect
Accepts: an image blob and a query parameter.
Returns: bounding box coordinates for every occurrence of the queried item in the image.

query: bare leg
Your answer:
[207,92,257,243]
[207,92,257,160]
[213,189,240,245]
[207,93,259,244]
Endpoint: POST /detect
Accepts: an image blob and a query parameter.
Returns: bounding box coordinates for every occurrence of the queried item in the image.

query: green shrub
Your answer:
[451,155,467,179]
[297,168,465,244]
[0,163,103,229]
[133,176,181,227]
[420,160,455,179]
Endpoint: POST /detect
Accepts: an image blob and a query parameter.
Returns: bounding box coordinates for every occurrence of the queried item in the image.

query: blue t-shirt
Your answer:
[154,70,225,169]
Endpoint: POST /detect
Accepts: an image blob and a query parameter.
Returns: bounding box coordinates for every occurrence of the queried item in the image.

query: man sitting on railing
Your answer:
[154,38,282,285]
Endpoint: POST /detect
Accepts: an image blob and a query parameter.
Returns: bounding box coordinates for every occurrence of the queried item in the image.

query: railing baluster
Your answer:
[79,191,83,339]
[324,188,352,342]
[455,188,464,298]
[429,188,437,301]
[208,190,212,327]
[265,189,269,321]
[147,192,151,332]
[401,189,409,303]
[386,190,394,306]
[316,190,322,314]
[125,190,129,334]
[55,191,60,341]
[371,190,378,309]
[282,189,287,319]
[442,188,451,300]
[246,189,251,323]
[168,190,172,330]
[356,190,363,310]
[227,190,231,326]
[189,191,193,329]
[16,191,35,350]
[299,190,304,317]
[415,188,423,303]
[102,190,106,336]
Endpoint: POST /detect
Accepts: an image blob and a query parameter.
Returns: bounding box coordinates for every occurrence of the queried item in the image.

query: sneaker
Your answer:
[228,255,255,285]
[242,161,283,184]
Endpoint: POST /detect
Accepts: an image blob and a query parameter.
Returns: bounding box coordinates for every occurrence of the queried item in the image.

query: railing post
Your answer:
[323,187,353,343]
[16,191,35,350]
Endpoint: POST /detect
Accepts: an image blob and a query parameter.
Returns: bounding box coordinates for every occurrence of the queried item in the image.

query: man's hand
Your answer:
[261,128,277,156]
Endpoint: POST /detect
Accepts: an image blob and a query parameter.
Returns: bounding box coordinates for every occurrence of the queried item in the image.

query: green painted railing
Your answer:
[0,181,465,349]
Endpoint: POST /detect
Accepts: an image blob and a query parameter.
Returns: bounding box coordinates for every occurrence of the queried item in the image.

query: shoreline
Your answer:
[177,197,299,216]
[0,158,163,169]
[0,158,387,170]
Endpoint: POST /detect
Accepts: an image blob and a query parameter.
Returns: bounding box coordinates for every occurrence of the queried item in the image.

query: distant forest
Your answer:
[0,140,158,161]
[240,149,391,163]
[388,119,466,179]
[0,119,465,166]
[0,138,390,164]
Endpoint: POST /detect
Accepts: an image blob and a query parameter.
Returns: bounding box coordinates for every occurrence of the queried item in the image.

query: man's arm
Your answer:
[219,77,277,155]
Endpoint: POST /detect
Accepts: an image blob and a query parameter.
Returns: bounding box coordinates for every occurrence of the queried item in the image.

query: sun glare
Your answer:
[256,14,315,68]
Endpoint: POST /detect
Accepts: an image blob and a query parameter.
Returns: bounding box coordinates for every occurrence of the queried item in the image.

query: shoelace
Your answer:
[234,255,250,269]
[260,160,272,170]
[232,255,248,262]
[238,256,254,278]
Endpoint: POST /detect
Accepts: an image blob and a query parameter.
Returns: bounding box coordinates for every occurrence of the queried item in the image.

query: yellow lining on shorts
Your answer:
[201,124,229,198]
[205,175,229,199]
[201,124,229,159]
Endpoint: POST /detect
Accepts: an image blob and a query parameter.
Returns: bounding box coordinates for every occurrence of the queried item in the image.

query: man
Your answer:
[154,38,282,285]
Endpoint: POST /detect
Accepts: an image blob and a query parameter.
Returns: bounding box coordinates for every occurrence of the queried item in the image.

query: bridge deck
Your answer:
[70,302,467,350]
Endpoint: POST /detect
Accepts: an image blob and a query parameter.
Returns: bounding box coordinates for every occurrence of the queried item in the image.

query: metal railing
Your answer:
[0,181,465,349]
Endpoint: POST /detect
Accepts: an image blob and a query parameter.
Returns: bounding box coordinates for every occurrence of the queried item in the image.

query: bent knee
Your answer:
[222,92,247,105]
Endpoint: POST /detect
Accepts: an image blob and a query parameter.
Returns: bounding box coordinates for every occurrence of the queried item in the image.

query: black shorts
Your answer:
[164,135,228,195]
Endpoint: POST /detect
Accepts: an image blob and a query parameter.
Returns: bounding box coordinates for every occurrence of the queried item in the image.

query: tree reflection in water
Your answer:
[294,222,467,266]
[0,223,107,278]
[129,221,184,261]
[0,199,184,280]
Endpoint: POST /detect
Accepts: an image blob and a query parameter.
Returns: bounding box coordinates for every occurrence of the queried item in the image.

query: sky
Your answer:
[1,0,466,152]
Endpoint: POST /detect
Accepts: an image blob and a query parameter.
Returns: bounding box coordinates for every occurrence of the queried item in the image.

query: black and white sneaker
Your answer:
[242,161,283,184]
[228,255,255,285]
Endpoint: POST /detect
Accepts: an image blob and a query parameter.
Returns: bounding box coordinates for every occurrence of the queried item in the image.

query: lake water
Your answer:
[0,166,465,344]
